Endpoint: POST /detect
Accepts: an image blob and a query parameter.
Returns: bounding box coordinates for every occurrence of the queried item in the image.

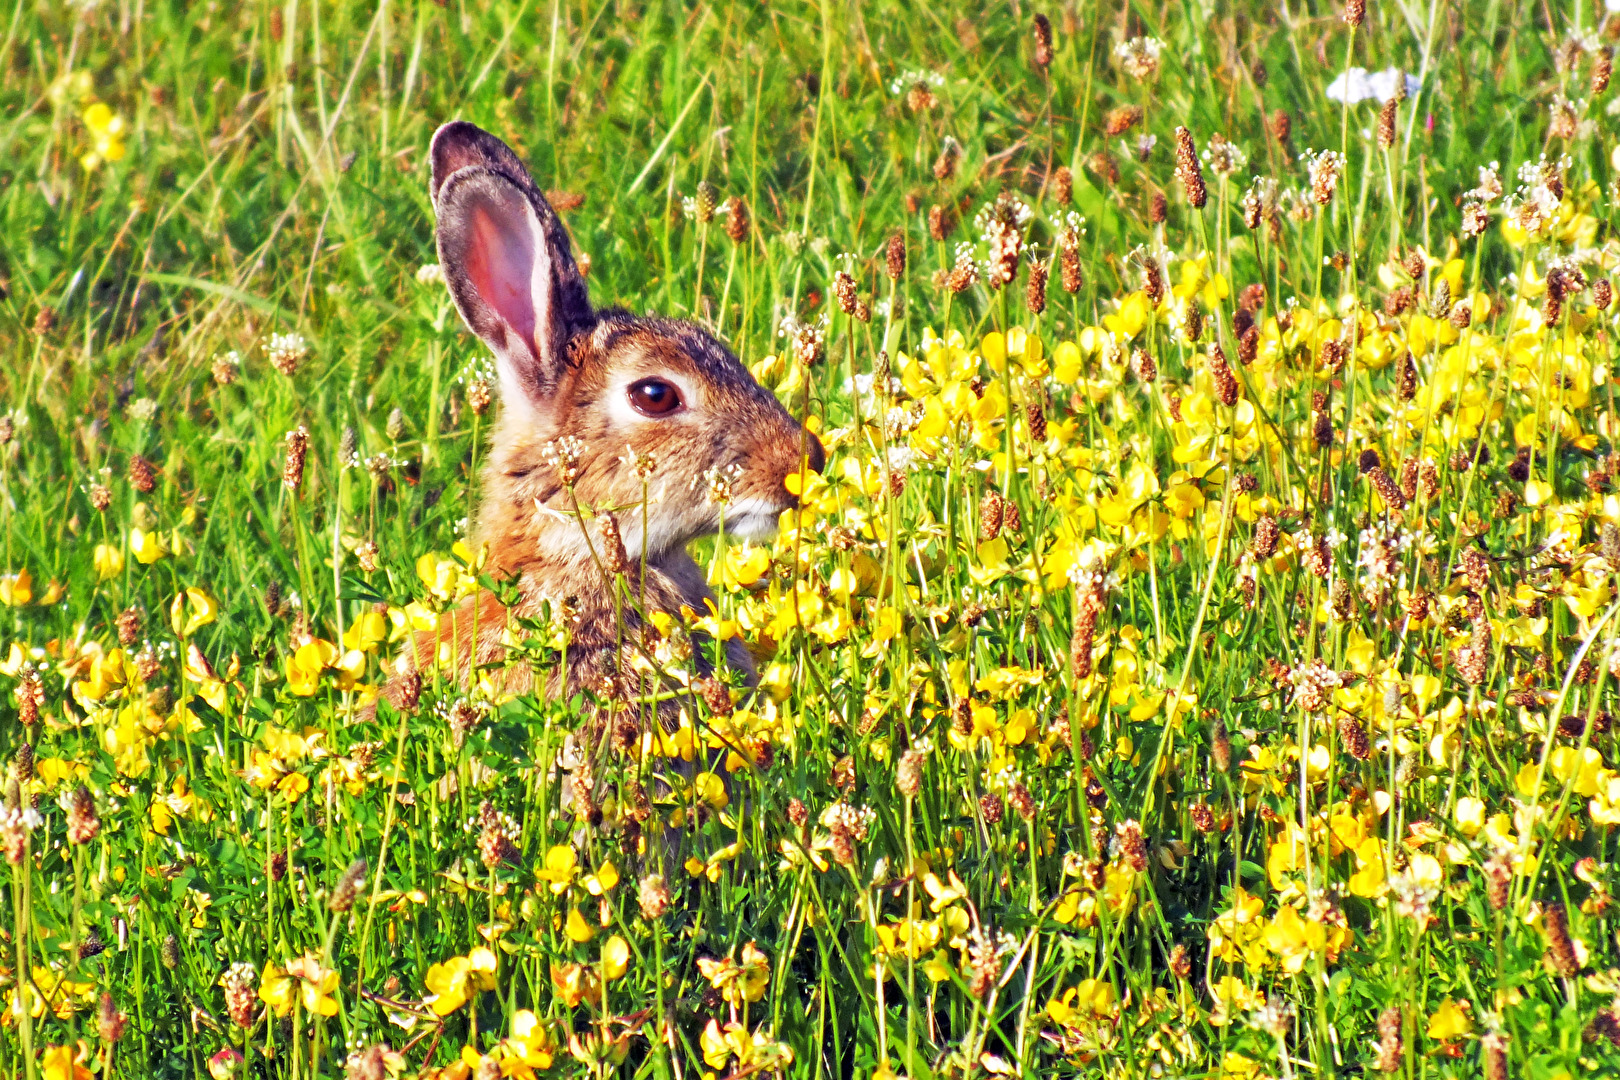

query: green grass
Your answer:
[3,0,1620,1077]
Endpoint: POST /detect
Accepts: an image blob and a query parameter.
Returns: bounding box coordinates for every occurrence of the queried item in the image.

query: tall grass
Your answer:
[2,1,1620,1077]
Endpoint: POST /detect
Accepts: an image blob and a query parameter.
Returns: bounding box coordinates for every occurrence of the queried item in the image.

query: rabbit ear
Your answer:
[430,121,592,405]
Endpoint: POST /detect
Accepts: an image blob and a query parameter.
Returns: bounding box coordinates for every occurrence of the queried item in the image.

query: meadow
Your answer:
[3,0,1620,1076]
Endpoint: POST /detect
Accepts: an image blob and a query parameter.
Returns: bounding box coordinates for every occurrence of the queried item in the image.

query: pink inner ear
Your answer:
[466,201,539,359]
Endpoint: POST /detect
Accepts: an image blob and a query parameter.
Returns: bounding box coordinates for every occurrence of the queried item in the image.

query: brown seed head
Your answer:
[466,378,492,416]
[211,353,241,385]
[1059,246,1083,294]
[1053,165,1073,206]
[1025,399,1048,442]
[787,797,809,828]
[896,749,924,798]
[1344,0,1365,27]
[328,857,368,913]
[1173,127,1207,209]
[833,270,858,315]
[1115,819,1148,870]
[98,992,128,1044]
[128,454,158,494]
[1372,1007,1403,1071]
[1183,304,1204,343]
[1208,343,1239,406]
[1482,1033,1509,1080]
[114,605,142,646]
[886,233,906,281]
[725,196,750,243]
[1338,714,1372,760]
[1544,902,1581,976]
[68,784,100,845]
[1008,782,1037,821]
[638,874,671,919]
[1483,856,1511,910]
[1395,351,1419,401]
[1132,347,1158,383]
[1252,515,1280,559]
[1141,259,1165,305]
[282,426,310,492]
[1025,257,1049,315]
[1105,104,1143,137]
[15,670,41,728]
[1032,13,1054,69]
[1377,96,1398,150]
[395,669,422,713]
[1309,150,1345,206]
[696,675,733,717]
[1270,110,1293,152]
[1369,467,1407,510]
[979,489,1005,541]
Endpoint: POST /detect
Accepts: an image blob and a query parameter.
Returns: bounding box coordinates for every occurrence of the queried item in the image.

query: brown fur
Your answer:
[380,122,822,717]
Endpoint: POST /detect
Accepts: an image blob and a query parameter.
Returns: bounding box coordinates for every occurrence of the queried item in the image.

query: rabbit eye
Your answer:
[628,378,683,417]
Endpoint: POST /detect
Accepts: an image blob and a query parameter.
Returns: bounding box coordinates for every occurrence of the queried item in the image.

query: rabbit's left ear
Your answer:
[430,121,592,407]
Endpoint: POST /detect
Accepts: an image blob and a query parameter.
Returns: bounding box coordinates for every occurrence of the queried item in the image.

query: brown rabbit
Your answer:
[386,121,823,712]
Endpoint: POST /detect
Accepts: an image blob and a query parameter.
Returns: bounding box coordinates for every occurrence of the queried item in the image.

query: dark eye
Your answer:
[628,378,683,417]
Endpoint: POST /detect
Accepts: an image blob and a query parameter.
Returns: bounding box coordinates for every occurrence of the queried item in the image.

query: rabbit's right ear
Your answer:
[430,121,593,408]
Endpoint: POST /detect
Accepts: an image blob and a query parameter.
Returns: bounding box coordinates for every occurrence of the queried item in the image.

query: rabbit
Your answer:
[382,120,824,721]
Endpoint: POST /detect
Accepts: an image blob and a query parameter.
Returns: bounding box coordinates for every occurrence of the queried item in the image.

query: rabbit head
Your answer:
[430,121,824,591]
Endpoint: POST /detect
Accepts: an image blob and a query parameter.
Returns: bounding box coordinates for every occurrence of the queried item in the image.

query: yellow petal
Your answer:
[602,935,629,980]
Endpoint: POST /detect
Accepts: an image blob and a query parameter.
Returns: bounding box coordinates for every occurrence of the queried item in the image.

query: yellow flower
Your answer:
[718,543,771,588]
[41,1044,94,1080]
[130,527,167,564]
[536,845,579,894]
[697,941,771,1006]
[1347,837,1388,898]
[424,947,497,1015]
[549,961,602,1008]
[342,610,388,652]
[285,639,338,697]
[416,551,477,602]
[492,1010,557,1077]
[564,907,595,943]
[80,102,127,170]
[1455,796,1486,838]
[0,568,32,606]
[170,587,218,639]
[582,859,619,896]
[1261,904,1326,975]
[1427,999,1473,1042]
[93,544,124,581]
[1047,978,1117,1026]
[601,934,630,981]
[259,963,295,1016]
[283,954,340,1017]
[698,1020,790,1071]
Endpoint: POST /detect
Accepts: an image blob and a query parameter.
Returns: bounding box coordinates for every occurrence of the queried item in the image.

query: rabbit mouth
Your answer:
[720,496,790,540]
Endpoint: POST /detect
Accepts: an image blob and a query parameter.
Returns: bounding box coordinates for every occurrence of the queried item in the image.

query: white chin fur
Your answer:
[722,497,787,540]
